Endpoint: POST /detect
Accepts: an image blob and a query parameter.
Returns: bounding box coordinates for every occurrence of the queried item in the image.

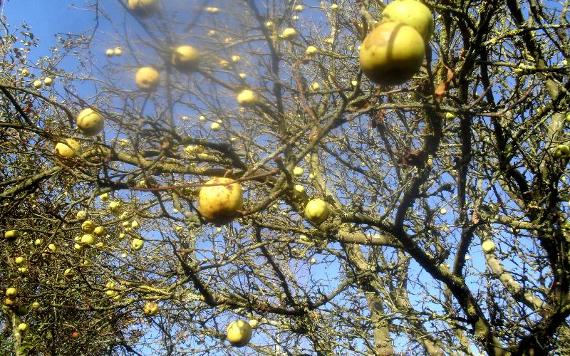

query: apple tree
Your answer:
[1,0,570,355]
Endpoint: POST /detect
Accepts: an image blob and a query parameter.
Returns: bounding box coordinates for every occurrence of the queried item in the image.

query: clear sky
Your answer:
[2,0,93,53]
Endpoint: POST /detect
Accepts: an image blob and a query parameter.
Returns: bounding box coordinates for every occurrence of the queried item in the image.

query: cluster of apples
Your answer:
[359,0,433,85]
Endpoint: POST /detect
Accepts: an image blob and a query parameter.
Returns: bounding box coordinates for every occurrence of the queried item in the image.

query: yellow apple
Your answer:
[205,6,219,13]
[34,238,42,245]
[281,28,298,40]
[93,226,106,236]
[248,319,259,328]
[105,48,114,56]
[304,198,331,224]
[76,108,104,136]
[17,323,28,332]
[172,45,200,72]
[32,80,42,89]
[127,0,158,17]
[135,66,160,91]
[231,55,241,63]
[294,184,305,193]
[131,238,144,251]
[198,178,243,224]
[31,301,40,309]
[4,230,19,239]
[359,21,425,85]
[211,122,221,131]
[81,220,96,233]
[293,166,304,176]
[382,0,434,42]
[15,256,25,264]
[143,301,159,315]
[482,240,495,253]
[80,234,96,246]
[64,268,74,277]
[76,210,87,220]
[109,201,121,212]
[294,4,304,11]
[237,89,258,106]
[21,68,30,76]
[99,193,110,201]
[18,267,28,274]
[445,112,456,120]
[48,243,57,252]
[6,287,17,297]
[113,47,123,56]
[226,320,252,347]
[54,139,80,158]
[305,45,318,56]
[44,77,53,86]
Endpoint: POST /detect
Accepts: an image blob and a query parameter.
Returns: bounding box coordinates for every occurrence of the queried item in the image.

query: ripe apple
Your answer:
[32,80,42,89]
[81,220,95,233]
[143,301,159,316]
[105,48,114,56]
[109,201,121,212]
[131,238,144,251]
[31,301,40,309]
[55,139,80,158]
[482,240,495,253]
[248,319,259,328]
[99,193,110,201]
[205,6,219,13]
[237,89,258,106]
[210,122,222,131]
[44,77,53,86]
[4,230,19,239]
[382,0,434,42]
[21,68,30,76]
[172,45,200,72]
[293,166,304,176]
[17,323,28,332]
[281,28,298,40]
[6,287,17,297]
[34,238,42,246]
[80,234,96,246]
[304,199,331,224]
[359,21,425,85]
[76,210,87,220]
[93,226,106,236]
[226,320,252,347]
[135,66,160,91]
[18,267,29,274]
[76,108,104,136]
[198,177,243,224]
[127,0,159,17]
[48,243,57,252]
[305,45,318,57]
[15,256,25,264]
